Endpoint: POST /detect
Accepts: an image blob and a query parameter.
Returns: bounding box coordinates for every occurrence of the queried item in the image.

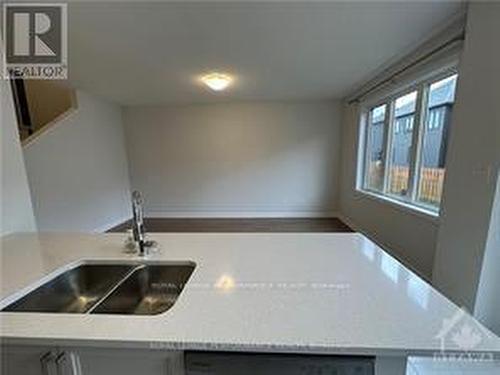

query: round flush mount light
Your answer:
[200,72,233,91]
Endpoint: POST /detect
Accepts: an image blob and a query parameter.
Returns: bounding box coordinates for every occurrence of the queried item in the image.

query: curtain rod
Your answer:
[348,32,466,105]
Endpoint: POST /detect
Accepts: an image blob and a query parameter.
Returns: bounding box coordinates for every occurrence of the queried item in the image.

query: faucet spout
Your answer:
[131,190,147,256]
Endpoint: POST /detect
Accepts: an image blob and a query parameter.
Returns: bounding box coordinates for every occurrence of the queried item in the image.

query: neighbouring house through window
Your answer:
[359,71,458,213]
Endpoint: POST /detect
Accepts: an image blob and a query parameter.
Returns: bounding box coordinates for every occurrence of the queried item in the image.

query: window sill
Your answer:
[354,188,440,224]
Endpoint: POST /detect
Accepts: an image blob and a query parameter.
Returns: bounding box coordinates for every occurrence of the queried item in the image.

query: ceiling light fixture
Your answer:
[201,72,233,91]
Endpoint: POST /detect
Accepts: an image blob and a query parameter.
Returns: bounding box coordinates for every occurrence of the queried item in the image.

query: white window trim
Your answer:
[356,64,458,218]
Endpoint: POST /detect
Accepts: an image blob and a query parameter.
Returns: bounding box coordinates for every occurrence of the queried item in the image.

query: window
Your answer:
[363,104,387,192]
[416,74,458,207]
[359,72,458,213]
[387,91,417,198]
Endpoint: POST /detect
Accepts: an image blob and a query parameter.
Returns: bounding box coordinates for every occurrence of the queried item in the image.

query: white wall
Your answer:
[23,91,132,232]
[123,100,341,217]
[0,80,37,236]
[474,175,500,336]
[336,18,466,280]
[338,103,438,279]
[432,2,500,310]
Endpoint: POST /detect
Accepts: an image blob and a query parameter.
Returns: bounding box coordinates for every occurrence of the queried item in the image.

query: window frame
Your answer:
[362,102,389,194]
[356,66,458,216]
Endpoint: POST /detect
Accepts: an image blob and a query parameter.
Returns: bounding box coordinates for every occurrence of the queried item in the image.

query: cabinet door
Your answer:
[1,345,59,375]
[70,348,184,375]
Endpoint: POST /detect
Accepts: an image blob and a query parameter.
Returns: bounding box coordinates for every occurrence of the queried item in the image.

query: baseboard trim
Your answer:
[146,211,340,219]
[335,213,361,233]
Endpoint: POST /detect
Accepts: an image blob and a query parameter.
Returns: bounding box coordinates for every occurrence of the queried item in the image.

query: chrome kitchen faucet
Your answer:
[130,190,158,256]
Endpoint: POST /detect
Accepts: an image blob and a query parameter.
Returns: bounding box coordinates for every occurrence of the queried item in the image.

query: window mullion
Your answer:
[382,100,395,194]
[407,84,428,201]
[362,111,373,189]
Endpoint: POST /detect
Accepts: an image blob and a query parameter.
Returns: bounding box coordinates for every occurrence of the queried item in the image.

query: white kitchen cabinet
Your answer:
[1,345,184,375]
[1,345,59,375]
[73,347,184,375]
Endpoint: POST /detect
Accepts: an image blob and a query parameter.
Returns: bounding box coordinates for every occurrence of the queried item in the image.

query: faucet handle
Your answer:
[123,229,137,253]
[144,239,160,255]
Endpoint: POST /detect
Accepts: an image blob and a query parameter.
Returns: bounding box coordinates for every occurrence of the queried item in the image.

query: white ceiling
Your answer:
[67,1,464,106]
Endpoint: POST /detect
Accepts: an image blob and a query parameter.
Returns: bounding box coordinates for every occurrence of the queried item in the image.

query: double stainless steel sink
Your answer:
[2,262,195,315]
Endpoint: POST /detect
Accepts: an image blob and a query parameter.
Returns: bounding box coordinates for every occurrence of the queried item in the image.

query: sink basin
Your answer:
[1,262,195,315]
[92,263,195,315]
[2,264,134,313]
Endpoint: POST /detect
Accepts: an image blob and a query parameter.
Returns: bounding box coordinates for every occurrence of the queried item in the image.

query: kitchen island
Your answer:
[1,232,499,374]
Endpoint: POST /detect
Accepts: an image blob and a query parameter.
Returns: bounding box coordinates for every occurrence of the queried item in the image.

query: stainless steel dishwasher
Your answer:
[185,352,374,375]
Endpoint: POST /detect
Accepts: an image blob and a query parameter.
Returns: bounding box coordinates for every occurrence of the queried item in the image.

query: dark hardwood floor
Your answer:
[108,218,353,233]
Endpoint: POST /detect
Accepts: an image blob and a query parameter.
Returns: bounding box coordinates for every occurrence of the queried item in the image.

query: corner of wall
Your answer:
[1,80,37,236]
[431,1,500,310]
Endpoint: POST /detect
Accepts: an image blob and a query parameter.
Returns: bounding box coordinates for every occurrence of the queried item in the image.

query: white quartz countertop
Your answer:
[1,232,499,357]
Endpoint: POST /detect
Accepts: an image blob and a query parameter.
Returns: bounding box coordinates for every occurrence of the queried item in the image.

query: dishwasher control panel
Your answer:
[186,352,374,375]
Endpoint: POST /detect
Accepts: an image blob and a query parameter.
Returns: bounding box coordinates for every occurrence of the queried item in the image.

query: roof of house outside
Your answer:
[371,75,457,123]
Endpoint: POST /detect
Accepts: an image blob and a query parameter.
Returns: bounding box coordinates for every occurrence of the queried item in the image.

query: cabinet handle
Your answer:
[55,351,83,375]
[68,352,82,375]
[55,352,66,375]
[40,351,56,375]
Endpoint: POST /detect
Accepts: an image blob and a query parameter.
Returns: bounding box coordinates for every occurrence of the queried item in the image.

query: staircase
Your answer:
[9,77,77,145]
